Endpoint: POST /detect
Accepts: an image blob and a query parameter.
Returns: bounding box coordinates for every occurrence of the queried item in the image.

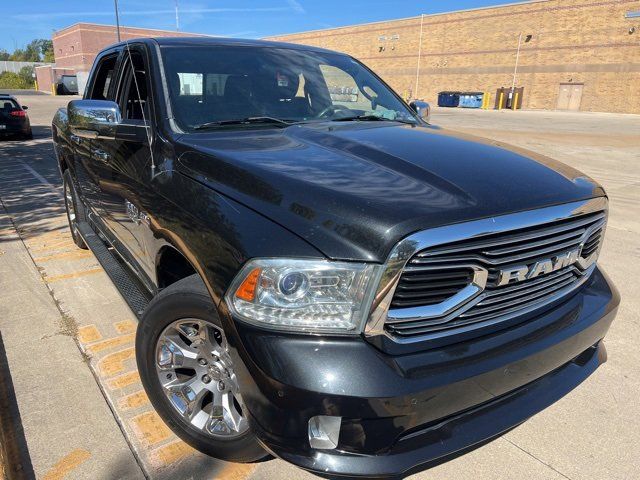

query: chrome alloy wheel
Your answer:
[155,319,248,438]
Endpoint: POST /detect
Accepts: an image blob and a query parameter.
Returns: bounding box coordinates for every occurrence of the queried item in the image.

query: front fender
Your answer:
[144,171,324,306]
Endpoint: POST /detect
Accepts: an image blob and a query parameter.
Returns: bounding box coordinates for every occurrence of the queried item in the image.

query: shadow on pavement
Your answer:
[103,451,236,480]
[0,333,36,479]
[0,126,68,243]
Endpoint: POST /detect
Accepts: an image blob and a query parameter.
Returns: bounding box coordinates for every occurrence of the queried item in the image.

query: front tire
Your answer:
[136,274,267,463]
[62,170,87,249]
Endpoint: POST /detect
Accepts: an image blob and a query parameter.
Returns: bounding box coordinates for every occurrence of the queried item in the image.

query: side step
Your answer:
[77,222,151,318]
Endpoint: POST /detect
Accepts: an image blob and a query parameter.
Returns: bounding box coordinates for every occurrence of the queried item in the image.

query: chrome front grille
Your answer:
[376,201,608,342]
[390,267,474,308]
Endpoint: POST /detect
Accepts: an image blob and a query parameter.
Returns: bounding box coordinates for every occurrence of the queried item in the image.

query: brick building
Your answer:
[268,0,640,114]
[36,23,206,94]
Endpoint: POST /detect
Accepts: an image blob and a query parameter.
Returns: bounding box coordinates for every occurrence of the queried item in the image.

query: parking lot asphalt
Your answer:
[0,92,639,480]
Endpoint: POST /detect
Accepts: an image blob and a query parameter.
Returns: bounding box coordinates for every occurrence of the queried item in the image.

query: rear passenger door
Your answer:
[90,45,156,286]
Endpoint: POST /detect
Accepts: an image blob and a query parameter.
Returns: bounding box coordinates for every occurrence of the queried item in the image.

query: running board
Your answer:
[77,222,151,318]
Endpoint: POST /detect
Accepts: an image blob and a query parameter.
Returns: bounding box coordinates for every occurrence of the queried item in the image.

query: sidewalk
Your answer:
[0,207,144,479]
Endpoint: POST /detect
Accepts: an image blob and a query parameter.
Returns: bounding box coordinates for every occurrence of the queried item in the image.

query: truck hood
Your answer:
[175,122,603,262]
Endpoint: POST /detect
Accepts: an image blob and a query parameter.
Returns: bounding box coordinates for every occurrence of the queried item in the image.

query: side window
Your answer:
[319,64,385,114]
[89,54,119,100]
[117,51,150,122]
[177,73,203,96]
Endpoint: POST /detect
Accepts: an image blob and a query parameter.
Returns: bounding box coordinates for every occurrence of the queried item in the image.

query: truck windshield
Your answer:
[161,45,418,130]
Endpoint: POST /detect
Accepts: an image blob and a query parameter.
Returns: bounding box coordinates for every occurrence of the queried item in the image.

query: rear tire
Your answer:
[136,274,267,463]
[62,170,87,249]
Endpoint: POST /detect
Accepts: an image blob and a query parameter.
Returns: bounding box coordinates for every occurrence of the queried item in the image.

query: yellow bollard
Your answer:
[483,92,491,109]
[51,83,56,96]
[513,92,519,110]
[34,80,38,91]
[498,91,504,110]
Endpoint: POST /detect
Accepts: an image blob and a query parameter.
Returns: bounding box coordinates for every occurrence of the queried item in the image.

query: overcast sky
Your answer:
[0,0,527,52]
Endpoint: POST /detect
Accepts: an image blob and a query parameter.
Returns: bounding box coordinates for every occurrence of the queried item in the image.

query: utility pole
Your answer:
[414,14,425,100]
[114,0,121,42]
[511,32,523,94]
[175,0,180,31]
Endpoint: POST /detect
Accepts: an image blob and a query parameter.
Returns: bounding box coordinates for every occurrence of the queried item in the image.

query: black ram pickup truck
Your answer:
[52,37,619,478]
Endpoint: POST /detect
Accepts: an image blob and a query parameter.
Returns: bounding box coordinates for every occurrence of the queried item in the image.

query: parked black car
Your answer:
[51,37,619,478]
[0,94,32,139]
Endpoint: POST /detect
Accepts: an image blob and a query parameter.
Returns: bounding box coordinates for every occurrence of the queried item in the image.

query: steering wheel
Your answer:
[317,104,352,119]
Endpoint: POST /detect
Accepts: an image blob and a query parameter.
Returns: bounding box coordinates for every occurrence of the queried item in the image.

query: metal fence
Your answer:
[0,61,51,74]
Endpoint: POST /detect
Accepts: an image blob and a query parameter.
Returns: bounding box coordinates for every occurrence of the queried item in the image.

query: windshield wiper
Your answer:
[194,116,293,130]
[330,114,416,125]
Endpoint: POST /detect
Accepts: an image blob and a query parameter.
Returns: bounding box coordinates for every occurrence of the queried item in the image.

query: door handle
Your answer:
[92,149,110,162]
[70,134,81,145]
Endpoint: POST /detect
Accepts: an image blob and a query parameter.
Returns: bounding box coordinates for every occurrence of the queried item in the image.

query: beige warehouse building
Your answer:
[268,0,640,114]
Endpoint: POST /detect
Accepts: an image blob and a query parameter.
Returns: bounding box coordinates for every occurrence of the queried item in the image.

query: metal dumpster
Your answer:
[459,92,484,108]
[437,91,461,107]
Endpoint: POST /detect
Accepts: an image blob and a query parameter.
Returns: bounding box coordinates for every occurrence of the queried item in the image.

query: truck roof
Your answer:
[108,36,342,56]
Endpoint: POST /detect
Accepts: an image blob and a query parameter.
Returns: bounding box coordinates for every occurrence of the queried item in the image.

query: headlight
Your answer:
[225,258,383,334]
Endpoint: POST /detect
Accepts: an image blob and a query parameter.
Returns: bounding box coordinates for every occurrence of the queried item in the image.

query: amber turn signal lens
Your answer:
[235,268,262,302]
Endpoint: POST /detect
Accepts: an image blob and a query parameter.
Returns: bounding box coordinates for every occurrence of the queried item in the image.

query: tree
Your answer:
[0,71,32,89]
[5,39,54,62]
[18,66,35,87]
[0,49,9,61]
[38,39,53,58]
[44,46,55,63]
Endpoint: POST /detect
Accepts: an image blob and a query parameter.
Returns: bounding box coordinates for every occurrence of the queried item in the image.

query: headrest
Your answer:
[224,75,252,99]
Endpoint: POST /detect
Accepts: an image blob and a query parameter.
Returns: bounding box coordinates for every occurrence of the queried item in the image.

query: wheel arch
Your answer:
[155,244,199,290]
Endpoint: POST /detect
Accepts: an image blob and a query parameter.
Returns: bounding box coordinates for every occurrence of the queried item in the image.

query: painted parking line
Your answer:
[107,371,141,390]
[33,249,94,262]
[18,162,62,194]
[150,441,196,468]
[97,347,136,377]
[42,449,92,480]
[119,390,149,411]
[29,240,77,253]
[44,267,103,283]
[131,411,172,447]
[115,319,137,335]
[86,333,136,354]
[77,325,102,344]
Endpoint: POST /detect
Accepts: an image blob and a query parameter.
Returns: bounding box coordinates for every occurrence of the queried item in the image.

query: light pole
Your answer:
[511,33,532,94]
[509,33,531,109]
[114,0,121,42]
[414,14,425,100]
[175,0,180,31]
[511,33,523,95]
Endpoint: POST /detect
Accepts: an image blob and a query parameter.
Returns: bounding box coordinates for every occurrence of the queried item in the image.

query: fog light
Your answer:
[308,415,341,450]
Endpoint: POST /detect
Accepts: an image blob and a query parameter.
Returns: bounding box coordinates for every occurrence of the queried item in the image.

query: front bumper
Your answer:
[224,266,619,478]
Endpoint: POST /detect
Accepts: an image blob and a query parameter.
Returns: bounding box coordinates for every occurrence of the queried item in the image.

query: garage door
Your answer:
[557,83,584,111]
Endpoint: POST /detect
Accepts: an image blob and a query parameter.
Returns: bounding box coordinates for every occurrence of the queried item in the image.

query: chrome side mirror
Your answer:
[409,100,430,124]
[68,100,121,140]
